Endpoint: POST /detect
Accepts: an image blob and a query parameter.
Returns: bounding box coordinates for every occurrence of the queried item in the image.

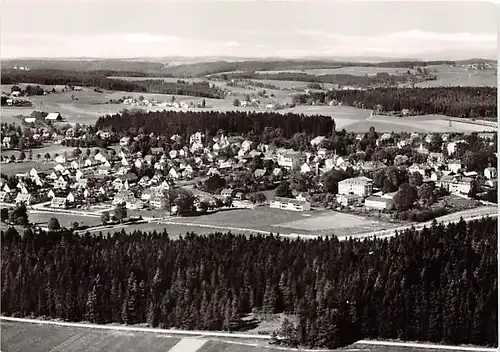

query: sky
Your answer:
[1,0,498,60]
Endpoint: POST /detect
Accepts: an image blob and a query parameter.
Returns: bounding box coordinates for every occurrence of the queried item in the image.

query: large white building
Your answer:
[277,151,304,171]
[338,177,373,197]
[270,197,311,211]
[364,196,394,210]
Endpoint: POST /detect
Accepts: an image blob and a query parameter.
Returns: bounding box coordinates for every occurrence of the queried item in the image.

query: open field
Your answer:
[0,160,56,175]
[1,321,184,352]
[415,65,496,87]
[1,144,82,160]
[170,207,392,238]
[305,66,410,76]
[1,106,39,124]
[276,212,383,235]
[29,211,100,229]
[346,114,498,133]
[255,67,409,76]
[1,320,492,352]
[1,86,214,125]
[2,74,496,133]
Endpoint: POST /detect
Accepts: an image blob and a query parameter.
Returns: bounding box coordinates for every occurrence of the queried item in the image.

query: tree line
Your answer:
[294,87,497,119]
[1,216,496,349]
[1,69,224,99]
[95,110,335,140]
[163,60,455,77]
[213,71,434,88]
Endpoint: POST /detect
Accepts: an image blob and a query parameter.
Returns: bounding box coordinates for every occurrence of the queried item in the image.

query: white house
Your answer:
[134,159,144,169]
[15,193,32,205]
[169,150,178,159]
[277,151,303,171]
[241,140,253,152]
[484,167,497,180]
[55,155,66,164]
[70,160,80,169]
[337,194,364,207]
[150,195,166,209]
[113,190,135,205]
[45,112,62,121]
[120,137,131,146]
[54,163,66,173]
[2,137,12,149]
[310,136,326,147]
[66,192,76,203]
[168,168,180,180]
[408,164,428,177]
[126,199,144,210]
[338,177,373,197]
[447,161,463,174]
[51,197,67,209]
[447,140,468,156]
[300,163,312,174]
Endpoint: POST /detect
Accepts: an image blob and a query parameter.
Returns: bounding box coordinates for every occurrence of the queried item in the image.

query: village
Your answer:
[0,109,497,235]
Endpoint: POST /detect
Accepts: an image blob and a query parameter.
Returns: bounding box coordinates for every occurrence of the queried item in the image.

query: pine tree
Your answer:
[85,286,99,323]
[122,272,138,325]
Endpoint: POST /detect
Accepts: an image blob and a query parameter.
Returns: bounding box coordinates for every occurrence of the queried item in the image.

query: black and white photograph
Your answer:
[0,1,498,351]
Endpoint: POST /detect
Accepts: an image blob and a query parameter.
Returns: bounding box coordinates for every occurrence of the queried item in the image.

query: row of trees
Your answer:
[1,216,497,348]
[218,71,432,88]
[299,87,497,119]
[1,69,223,99]
[95,110,335,140]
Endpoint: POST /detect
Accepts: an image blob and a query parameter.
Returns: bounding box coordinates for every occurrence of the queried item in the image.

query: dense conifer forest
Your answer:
[295,87,497,119]
[1,217,496,349]
[95,110,335,139]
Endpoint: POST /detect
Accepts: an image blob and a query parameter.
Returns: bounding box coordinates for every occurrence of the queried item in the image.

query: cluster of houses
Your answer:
[22,112,62,124]
[1,127,497,216]
[122,97,159,107]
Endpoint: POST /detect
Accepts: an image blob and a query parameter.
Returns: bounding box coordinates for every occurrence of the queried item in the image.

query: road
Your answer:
[336,206,498,241]
[3,200,497,242]
[0,317,495,352]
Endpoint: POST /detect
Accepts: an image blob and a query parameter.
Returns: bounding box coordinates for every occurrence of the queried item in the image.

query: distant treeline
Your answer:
[295,87,497,120]
[1,69,223,98]
[214,71,430,88]
[95,110,335,139]
[1,216,497,349]
[162,59,455,77]
[1,59,168,73]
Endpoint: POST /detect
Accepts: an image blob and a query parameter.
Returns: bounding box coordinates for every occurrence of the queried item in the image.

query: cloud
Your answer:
[122,33,180,44]
[297,29,496,46]
[296,29,331,37]
[219,41,241,47]
[2,29,496,59]
[388,29,496,43]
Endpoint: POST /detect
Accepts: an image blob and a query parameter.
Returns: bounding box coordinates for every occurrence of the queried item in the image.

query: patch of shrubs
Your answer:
[397,207,447,222]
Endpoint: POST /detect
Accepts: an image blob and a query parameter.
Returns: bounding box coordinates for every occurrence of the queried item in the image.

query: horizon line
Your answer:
[1,55,496,62]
